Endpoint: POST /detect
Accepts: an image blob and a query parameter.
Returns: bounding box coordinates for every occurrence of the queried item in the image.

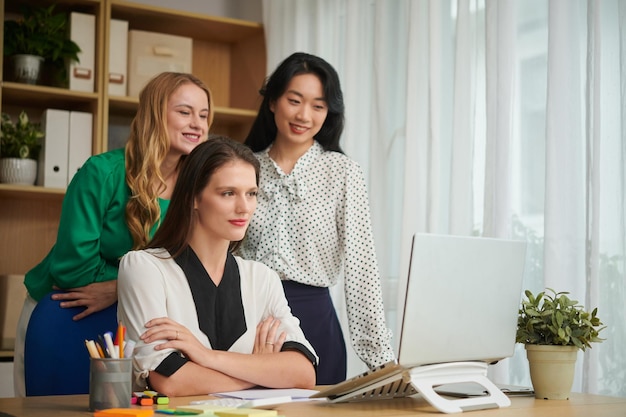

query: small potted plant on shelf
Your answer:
[3,4,81,86]
[516,288,605,400]
[0,111,44,185]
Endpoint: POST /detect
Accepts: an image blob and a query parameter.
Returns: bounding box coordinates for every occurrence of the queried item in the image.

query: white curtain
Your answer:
[262,0,626,397]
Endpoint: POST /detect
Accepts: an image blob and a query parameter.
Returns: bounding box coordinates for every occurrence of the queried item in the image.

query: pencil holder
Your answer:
[89,358,133,411]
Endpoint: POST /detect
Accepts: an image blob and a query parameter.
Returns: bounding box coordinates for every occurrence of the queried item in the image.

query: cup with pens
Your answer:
[87,322,135,411]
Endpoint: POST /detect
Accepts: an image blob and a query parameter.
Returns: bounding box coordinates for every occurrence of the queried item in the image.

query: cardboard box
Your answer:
[127,30,192,97]
[0,275,27,351]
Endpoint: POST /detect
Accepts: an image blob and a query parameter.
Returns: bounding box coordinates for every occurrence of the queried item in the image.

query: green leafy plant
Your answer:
[3,4,81,84]
[0,112,44,160]
[516,288,605,351]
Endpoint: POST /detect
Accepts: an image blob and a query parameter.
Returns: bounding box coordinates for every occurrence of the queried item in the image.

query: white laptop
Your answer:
[312,233,527,412]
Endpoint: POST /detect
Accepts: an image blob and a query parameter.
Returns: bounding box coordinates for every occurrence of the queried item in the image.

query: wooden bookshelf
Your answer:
[0,0,266,275]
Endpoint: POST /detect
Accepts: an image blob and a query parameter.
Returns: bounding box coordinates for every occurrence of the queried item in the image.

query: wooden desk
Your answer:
[0,393,624,416]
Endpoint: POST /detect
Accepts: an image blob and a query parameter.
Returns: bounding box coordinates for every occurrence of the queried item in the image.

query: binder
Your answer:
[67,111,93,186]
[69,12,96,92]
[108,19,129,96]
[127,30,192,97]
[38,109,70,189]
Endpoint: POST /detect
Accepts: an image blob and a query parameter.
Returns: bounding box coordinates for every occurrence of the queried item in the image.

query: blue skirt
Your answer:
[282,280,347,384]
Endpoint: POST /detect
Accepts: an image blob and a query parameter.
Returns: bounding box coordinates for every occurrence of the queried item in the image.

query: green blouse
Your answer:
[25,148,169,302]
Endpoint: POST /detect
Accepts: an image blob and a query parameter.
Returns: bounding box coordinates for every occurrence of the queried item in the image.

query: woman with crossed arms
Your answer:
[117,137,317,395]
[15,72,212,396]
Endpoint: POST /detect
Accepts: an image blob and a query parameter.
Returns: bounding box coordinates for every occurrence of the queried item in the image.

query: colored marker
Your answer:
[103,331,118,358]
[116,322,125,359]
[85,340,100,359]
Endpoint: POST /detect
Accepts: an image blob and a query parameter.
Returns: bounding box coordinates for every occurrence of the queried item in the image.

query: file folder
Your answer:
[67,111,93,186]
[37,109,70,189]
[69,12,96,92]
[108,19,129,96]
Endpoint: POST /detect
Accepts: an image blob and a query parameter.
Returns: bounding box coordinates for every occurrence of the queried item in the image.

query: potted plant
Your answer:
[0,111,44,185]
[516,288,605,400]
[3,4,81,86]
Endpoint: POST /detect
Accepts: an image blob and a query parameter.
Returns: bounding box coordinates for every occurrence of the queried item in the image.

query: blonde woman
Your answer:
[14,72,213,396]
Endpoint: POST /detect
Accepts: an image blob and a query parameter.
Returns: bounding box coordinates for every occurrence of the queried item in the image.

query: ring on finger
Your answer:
[175,330,179,340]
[265,342,273,345]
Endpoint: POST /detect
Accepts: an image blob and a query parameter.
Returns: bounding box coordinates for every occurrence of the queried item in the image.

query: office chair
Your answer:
[24,291,118,396]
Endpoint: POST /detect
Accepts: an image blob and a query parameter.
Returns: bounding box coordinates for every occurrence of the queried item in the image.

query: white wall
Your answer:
[129,0,263,22]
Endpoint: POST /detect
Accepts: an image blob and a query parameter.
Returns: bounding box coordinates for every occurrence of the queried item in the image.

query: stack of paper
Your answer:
[174,406,277,417]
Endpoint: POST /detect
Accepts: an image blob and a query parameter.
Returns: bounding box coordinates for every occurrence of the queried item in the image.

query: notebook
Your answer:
[312,233,527,404]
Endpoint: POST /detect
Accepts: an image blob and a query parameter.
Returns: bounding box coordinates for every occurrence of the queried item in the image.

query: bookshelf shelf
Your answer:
[0,0,266,274]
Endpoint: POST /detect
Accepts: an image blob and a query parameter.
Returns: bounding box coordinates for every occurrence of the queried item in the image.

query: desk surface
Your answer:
[0,392,625,417]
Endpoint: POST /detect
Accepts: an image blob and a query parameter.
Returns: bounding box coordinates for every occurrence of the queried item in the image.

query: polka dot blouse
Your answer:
[238,141,396,369]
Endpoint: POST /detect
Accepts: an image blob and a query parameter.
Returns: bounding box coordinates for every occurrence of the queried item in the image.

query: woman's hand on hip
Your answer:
[51,280,118,320]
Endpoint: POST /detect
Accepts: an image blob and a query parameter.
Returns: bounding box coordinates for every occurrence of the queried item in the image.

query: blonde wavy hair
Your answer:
[125,72,214,249]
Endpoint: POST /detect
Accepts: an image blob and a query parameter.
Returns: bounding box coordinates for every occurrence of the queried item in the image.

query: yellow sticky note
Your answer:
[94,408,155,417]
[176,404,237,414]
[214,409,278,417]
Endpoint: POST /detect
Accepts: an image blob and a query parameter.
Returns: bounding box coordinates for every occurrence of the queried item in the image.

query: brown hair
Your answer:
[148,135,260,257]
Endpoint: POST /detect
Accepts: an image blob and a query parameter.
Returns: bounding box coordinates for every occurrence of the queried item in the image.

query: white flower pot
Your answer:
[0,158,38,185]
[11,54,45,85]
[525,344,578,400]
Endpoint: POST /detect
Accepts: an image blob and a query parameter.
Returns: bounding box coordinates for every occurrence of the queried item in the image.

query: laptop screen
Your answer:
[397,233,527,367]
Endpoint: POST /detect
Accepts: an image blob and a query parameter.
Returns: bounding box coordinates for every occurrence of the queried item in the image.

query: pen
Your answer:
[95,341,106,358]
[103,331,118,358]
[97,335,110,358]
[155,410,200,415]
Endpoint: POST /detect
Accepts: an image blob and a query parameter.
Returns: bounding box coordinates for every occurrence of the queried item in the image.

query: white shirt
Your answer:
[238,141,396,368]
[118,248,317,390]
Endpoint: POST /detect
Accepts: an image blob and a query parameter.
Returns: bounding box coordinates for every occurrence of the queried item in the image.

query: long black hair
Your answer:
[147,136,260,257]
[245,52,345,153]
